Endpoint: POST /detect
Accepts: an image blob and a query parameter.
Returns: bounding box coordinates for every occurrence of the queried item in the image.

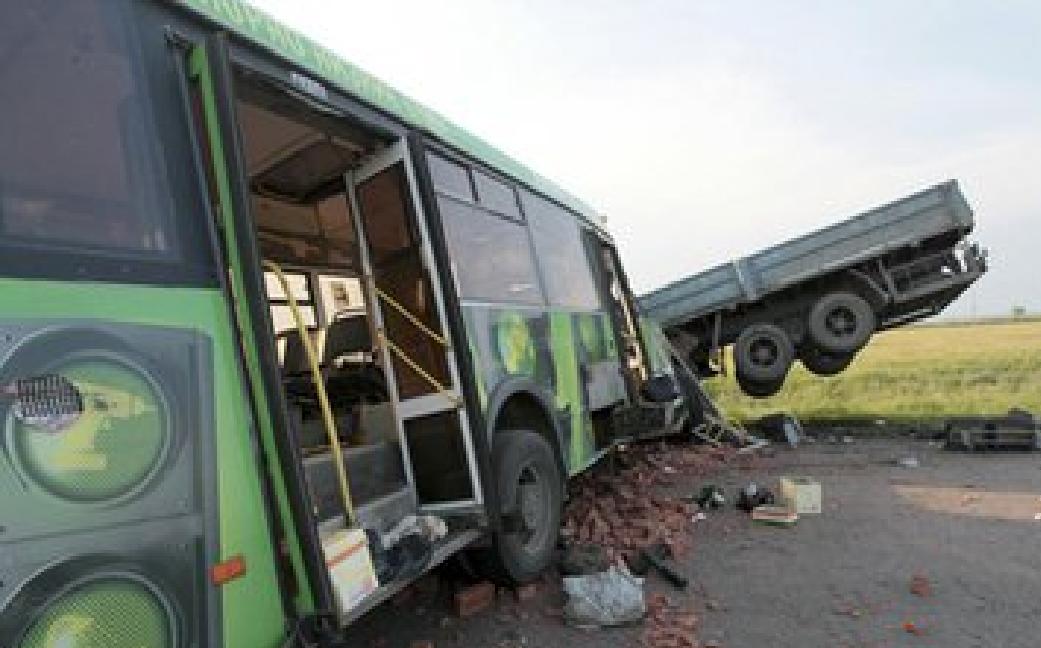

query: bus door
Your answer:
[347,141,483,514]
[585,234,650,397]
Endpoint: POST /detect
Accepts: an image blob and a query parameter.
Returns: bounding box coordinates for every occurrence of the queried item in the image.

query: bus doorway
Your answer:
[187,42,485,620]
[235,79,482,524]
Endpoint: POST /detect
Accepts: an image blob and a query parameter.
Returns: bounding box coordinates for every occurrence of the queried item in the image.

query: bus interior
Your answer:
[228,71,472,541]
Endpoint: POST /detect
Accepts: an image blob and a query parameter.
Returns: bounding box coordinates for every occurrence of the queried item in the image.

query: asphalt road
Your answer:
[348,436,1041,648]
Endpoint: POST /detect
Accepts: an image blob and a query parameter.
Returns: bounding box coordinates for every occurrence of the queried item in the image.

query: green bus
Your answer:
[0,2,696,646]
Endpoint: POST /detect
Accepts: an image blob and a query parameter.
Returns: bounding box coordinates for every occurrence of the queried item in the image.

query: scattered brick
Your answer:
[514,583,539,603]
[562,443,730,565]
[909,573,932,598]
[454,582,496,618]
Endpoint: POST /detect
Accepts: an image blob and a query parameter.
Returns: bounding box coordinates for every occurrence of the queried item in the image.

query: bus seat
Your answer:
[323,316,372,365]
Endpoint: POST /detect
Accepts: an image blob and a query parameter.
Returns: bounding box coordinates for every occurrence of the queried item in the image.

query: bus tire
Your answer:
[479,429,563,584]
[807,292,875,353]
[799,345,855,376]
[733,323,794,383]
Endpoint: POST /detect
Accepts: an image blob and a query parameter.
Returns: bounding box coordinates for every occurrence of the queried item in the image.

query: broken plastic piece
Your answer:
[563,565,645,628]
[7,374,84,431]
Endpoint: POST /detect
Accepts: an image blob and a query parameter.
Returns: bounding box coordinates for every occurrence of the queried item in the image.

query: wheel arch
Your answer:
[484,377,567,480]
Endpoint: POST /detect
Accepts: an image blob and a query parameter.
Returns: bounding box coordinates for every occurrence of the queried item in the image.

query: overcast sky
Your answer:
[249,0,1040,317]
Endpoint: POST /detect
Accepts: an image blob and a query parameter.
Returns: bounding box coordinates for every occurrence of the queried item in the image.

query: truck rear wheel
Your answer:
[807,292,875,353]
[799,346,855,376]
[477,430,562,584]
[736,372,785,398]
[733,323,794,383]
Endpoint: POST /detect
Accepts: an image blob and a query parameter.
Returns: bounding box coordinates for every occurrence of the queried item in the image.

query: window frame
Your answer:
[0,0,219,287]
[425,149,547,307]
[520,187,605,312]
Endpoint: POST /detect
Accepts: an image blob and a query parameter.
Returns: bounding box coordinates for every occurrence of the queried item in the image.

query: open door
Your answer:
[348,141,483,514]
[181,34,340,616]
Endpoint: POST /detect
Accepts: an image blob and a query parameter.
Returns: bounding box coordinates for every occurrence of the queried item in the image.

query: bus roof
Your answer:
[178,0,606,230]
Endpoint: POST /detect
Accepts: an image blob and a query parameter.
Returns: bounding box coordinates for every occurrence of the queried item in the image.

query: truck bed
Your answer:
[640,180,975,327]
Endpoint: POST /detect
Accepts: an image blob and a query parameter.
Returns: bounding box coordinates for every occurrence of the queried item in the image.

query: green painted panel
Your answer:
[189,44,315,623]
[463,304,612,474]
[549,312,594,472]
[0,279,287,647]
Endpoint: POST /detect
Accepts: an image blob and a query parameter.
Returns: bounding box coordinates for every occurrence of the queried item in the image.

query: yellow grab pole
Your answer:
[262,260,356,527]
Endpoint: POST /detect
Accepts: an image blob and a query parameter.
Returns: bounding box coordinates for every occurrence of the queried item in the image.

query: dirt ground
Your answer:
[347,435,1041,648]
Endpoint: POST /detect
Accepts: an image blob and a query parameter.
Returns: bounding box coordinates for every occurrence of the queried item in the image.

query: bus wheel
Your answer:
[481,430,562,584]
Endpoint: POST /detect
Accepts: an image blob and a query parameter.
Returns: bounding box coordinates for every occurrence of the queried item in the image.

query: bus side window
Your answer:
[0,1,212,283]
[521,190,601,311]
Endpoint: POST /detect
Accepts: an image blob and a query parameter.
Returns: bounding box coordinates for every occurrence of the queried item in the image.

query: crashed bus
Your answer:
[0,2,693,646]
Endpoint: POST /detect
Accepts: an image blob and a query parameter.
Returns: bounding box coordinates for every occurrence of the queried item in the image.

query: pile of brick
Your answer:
[643,592,702,648]
[561,443,731,565]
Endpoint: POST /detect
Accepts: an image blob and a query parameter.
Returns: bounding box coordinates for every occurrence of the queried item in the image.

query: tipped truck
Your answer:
[638,180,987,397]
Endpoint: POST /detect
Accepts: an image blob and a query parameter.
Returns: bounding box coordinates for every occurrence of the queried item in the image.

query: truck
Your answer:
[638,180,987,397]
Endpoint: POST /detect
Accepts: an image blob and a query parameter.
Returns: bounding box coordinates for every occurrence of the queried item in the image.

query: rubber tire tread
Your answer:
[733,323,795,383]
[807,292,876,353]
[472,430,563,584]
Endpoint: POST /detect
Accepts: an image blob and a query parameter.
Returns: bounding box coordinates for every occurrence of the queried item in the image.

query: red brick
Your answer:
[647,592,670,612]
[510,583,539,604]
[410,642,434,648]
[910,574,932,597]
[675,613,698,631]
[454,582,495,618]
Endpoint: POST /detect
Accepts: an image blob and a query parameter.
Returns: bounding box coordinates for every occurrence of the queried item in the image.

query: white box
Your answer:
[322,528,378,614]
[780,476,822,515]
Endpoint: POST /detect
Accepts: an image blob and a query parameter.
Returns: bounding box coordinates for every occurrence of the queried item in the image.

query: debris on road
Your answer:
[780,476,822,515]
[896,456,921,469]
[628,543,689,590]
[756,412,804,448]
[455,582,496,618]
[945,408,1041,451]
[750,506,798,527]
[562,565,646,629]
[563,444,733,567]
[513,583,539,603]
[693,484,726,509]
[642,592,701,648]
[736,483,775,513]
[902,619,927,636]
[909,573,933,598]
[559,542,611,576]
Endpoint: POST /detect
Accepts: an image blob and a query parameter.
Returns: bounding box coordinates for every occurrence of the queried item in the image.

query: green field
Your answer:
[703,319,1041,423]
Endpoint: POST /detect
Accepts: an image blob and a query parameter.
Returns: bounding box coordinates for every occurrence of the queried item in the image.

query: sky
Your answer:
[248,0,1040,317]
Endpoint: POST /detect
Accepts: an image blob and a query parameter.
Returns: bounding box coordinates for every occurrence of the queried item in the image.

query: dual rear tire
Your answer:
[807,292,875,354]
[732,291,875,397]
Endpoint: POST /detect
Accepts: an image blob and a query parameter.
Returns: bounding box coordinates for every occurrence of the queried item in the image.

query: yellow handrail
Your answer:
[375,287,451,349]
[377,331,462,406]
[263,260,356,527]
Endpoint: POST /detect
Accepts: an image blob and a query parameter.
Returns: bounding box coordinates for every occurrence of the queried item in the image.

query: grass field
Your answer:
[702,319,1041,423]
